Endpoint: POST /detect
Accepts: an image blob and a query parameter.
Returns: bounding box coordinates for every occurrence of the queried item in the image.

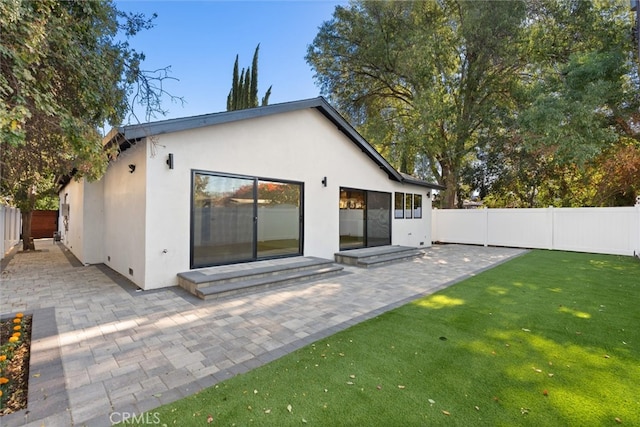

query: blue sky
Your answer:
[116,1,346,123]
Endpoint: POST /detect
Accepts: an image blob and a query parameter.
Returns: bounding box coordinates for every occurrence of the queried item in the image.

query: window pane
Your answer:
[413,194,422,218]
[394,192,404,219]
[405,193,413,219]
[257,180,301,257]
[192,174,255,266]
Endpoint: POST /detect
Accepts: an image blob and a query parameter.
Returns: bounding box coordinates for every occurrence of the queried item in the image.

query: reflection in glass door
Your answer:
[192,174,255,266]
[257,180,301,257]
[339,189,365,249]
[192,172,303,268]
[339,188,391,250]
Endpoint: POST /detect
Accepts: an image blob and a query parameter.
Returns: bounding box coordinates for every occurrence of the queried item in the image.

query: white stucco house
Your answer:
[58,97,442,290]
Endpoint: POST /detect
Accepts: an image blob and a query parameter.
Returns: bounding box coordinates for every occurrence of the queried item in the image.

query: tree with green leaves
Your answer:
[308,0,640,208]
[307,1,527,208]
[472,0,639,208]
[227,44,272,111]
[0,0,180,250]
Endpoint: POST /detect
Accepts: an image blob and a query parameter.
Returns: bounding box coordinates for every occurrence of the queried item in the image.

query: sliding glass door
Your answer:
[339,188,391,250]
[192,172,302,268]
[366,191,391,247]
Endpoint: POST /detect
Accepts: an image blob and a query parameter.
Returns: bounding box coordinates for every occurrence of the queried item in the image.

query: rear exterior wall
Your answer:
[139,108,431,289]
[62,108,432,290]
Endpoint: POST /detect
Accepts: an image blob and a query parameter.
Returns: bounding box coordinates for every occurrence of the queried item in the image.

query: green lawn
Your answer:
[130,250,640,426]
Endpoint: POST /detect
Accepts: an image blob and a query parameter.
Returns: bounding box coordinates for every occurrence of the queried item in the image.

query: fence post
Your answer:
[0,205,5,259]
[431,208,438,244]
[635,201,640,259]
[549,206,555,251]
[0,206,21,259]
[484,207,489,247]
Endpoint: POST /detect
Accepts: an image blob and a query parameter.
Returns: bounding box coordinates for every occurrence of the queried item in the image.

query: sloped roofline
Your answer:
[105,96,444,190]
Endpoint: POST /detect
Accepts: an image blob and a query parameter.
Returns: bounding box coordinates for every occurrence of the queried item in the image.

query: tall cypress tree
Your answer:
[226,55,240,111]
[226,44,273,111]
[250,44,259,107]
[243,69,251,108]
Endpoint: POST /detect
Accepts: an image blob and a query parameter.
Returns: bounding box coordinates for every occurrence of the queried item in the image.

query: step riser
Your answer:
[335,249,420,263]
[178,278,198,295]
[189,261,335,290]
[197,268,344,300]
[335,246,425,268]
[357,254,422,268]
[334,256,360,266]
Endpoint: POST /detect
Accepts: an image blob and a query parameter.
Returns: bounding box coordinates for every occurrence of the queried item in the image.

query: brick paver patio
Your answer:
[0,240,525,426]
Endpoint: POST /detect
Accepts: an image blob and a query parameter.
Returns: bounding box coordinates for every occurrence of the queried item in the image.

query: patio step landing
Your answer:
[177,257,344,300]
[334,245,424,268]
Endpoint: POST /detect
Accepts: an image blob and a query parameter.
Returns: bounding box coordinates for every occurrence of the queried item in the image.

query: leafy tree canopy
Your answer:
[473,0,639,208]
[307,0,527,208]
[0,0,179,249]
[307,0,639,208]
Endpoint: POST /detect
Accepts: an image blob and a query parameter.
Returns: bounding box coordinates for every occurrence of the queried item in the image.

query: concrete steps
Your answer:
[177,257,344,300]
[334,245,424,268]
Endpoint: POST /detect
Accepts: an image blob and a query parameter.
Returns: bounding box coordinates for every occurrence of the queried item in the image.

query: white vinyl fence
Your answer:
[1,205,21,260]
[432,206,640,257]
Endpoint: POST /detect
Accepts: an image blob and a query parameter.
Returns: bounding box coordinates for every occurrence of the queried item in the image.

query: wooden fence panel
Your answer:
[31,210,59,239]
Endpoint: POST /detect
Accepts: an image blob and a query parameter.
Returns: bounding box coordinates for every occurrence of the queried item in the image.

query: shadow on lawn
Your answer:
[406,251,639,425]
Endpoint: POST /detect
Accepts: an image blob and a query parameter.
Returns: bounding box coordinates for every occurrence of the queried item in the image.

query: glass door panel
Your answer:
[193,174,255,266]
[366,191,391,247]
[257,180,302,257]
[339,189,365,249]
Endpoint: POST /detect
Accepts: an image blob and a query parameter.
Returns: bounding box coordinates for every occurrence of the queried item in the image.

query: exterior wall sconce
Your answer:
[128,164,136,173]
[166,153,174,169]
[426,192,430,198]
[321,176,327,187]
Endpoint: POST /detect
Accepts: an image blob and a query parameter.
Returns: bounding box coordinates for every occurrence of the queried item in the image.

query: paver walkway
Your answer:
[0,240,525,426]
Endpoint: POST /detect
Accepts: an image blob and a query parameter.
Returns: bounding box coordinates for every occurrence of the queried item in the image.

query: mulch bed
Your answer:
[0,314,31,415]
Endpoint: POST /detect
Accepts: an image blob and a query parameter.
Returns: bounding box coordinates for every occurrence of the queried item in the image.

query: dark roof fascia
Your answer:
[400,173,446,190]
[55,175,68,193]
[118,98,329,141]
